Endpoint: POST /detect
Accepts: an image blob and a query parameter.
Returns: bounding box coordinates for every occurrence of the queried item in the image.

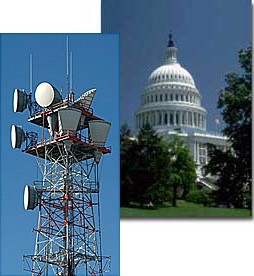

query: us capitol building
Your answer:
[135,34,228,186]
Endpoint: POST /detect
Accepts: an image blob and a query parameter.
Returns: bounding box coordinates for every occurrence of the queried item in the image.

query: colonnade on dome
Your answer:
[136,109,206,130]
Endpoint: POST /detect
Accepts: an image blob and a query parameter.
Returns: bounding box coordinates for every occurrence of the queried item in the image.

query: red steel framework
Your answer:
[22,100,111,275]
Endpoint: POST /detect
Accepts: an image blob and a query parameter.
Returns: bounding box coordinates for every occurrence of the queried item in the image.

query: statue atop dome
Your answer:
[168,32,175,47]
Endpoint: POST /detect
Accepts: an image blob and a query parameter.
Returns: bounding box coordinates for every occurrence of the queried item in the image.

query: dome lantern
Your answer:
[166,32,178,64]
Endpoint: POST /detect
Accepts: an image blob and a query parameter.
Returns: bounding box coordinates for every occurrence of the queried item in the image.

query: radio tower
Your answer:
[11,43,111,275]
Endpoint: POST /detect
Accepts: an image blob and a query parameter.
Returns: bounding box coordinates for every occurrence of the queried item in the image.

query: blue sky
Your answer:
[102,0,251,132]
[0,34,119,275]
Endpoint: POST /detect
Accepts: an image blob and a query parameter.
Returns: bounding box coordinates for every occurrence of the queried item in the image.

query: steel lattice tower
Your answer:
[12,83,111,275]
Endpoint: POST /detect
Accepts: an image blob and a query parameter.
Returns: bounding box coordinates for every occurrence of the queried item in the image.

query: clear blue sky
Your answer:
[102,0,251,132]
[0,34,119,275]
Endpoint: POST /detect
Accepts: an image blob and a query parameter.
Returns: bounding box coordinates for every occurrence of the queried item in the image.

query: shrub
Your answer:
[186,190,212,207]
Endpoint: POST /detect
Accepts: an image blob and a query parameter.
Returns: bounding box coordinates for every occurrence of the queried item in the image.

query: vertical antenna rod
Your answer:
[29,54,33,93]
[70,51,73,93]
[66,36,70,99]
[28,54,33,116]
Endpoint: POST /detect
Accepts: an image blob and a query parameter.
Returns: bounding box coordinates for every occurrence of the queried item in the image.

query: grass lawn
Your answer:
[120,200,251,218]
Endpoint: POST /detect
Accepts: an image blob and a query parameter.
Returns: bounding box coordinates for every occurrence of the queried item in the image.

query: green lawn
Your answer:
[121,200,251,218]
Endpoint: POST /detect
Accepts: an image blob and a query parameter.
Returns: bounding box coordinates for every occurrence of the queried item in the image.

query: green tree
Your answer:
[120,124,197,208]
[168,136,196,207]
[206,46,251,208]
[120,123,136,206]
[120,123,172,207]
[134,124,171,206]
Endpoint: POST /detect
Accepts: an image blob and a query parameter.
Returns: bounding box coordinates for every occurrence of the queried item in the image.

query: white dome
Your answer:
[136,34,207,132]
[149,63,195,88]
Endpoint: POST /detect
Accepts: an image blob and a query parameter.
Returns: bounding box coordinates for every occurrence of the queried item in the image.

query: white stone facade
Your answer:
[135,34,228,177]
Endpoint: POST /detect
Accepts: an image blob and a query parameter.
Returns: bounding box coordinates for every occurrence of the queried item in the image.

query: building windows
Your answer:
[176,113,179,125]
[198,114,201,128]
[170,94,173,101]
[194,113,197,127]
[170,113,173,125]
[182,113,185,125]
[159,113,162,125]
[155,95,158,102]
[164,113,168,125]
[151,95,153,102]
[160,94,163,101]
[165,94,168,101]
[199,143,207,165]
[181,94,184,101]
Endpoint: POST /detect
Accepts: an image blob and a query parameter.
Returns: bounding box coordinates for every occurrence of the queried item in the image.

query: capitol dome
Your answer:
[149,63,195,88]
[136,33,207,132]
[135,33,228,178]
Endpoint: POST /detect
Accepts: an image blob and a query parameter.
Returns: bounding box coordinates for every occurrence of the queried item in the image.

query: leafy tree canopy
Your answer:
[206,46,252,208]
[120,124,196,207]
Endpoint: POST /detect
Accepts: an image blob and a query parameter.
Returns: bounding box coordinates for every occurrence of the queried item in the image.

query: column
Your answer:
[149,112,152,125]
[173,111,176,126]
[196,142,199,164]
[180,111,183,126]
[154,112,157,126]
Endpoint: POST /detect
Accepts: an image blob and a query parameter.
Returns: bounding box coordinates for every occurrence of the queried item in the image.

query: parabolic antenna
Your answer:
[35,82,62,108]
[11,124,25,149]
[13,89,28,112]
[88,120,111,147]
[24,185,38,210]
[74,88,96,110]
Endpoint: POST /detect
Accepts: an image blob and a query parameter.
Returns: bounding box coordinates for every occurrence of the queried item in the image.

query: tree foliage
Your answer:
[168,136,196,206]
[206,46,252,208]
[120,124,196,207]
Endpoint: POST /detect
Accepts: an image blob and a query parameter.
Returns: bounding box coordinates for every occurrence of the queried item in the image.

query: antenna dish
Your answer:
[35,82,62,108]
[88,120,111,147]
[13,89,28,112]
[74,88,96,110]
[24,185,38,210]
[11,124,25,149]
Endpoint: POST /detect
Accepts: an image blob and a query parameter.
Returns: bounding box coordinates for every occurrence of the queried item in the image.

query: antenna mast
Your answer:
[70,51,73,93]
[29,54,33,94]
[12,38,112,276]
[66,36,70,100]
